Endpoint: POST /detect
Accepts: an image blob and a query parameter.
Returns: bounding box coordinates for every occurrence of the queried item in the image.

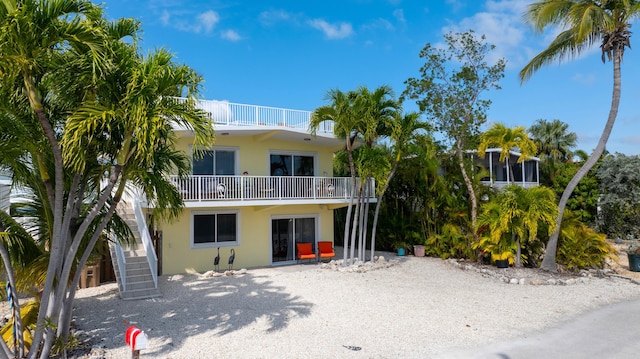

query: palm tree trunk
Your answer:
[24,76,66,359]
[343,143,357,266]
[370,161,400,261]
[0,239,23,358]
[361,178,371,261]
[541,51,622,271]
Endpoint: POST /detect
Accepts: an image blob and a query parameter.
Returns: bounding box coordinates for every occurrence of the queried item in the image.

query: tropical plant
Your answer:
[404,30,506,242]
[520,0,640,271]
[478,123,537,184]
[311,89,359,265]
[477,185,557,267]
[556,210,616,270]
[528,119,577,186]
[0,2,215,357]
[368,111,429,261]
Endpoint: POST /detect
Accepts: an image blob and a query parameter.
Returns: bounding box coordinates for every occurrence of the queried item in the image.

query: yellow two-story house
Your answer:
[112,99,374,299]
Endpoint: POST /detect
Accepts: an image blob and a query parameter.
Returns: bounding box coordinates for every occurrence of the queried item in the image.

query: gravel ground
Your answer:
[68,254,640,359]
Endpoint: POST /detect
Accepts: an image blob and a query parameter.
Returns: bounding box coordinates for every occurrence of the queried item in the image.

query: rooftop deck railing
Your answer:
[169,175,374,202]
[174,98,335,134]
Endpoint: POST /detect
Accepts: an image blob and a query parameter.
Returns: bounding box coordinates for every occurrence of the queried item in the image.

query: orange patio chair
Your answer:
[296,242,316,263]
[317,241,335,262]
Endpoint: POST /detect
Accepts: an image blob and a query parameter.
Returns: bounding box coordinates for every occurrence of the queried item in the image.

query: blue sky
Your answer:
[102,0,640,155]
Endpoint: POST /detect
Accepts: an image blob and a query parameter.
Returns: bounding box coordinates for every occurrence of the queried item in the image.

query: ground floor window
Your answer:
[191,210,239,248]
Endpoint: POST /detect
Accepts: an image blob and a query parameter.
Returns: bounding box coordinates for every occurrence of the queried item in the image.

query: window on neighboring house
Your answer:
[270,153,315,176]
[192,211,239,248]
[193,148,237,175]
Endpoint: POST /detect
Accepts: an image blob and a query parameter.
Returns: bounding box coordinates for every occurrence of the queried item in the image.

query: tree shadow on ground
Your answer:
[72,272,313,356]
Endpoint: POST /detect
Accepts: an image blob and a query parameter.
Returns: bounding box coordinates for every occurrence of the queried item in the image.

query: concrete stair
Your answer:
[110,205,161,301]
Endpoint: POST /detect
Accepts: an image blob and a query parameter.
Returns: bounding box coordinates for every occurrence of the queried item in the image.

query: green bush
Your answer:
[557,211,615,270]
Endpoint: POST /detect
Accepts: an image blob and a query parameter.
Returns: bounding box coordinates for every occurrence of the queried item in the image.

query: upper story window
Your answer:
[193,148,237,175]
[270,152,315,176]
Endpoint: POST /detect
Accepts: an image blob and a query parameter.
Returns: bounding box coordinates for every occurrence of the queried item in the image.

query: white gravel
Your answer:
[71,255,640,359]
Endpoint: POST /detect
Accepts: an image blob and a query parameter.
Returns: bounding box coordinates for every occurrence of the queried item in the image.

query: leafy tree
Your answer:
[596,153,640,239]
[521,0,640,271]
[478,123,537,184]
[528,119,577,186]
[553,155,601,225]
[404,30,506,242]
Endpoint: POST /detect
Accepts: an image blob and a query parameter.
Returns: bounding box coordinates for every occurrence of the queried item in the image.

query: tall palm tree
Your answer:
[350,85,397,262]
[0,1,105,357]
[520,0,640,271]
[369,112,428,261]
[528,119,577,186]
[478,123,537,184]
[311,90,358,266]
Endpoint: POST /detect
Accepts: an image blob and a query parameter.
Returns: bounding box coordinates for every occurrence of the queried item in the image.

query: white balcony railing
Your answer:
[174,98,335,134]
[168,175,375,202]
[482,180,538,189]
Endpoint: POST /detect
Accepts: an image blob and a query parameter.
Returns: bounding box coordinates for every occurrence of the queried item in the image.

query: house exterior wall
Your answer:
[158,133,338,274]
[160,204,333,274]
[176,135,335,177]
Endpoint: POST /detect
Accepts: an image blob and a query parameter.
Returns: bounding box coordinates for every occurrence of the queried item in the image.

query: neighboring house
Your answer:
[112,99,375,298]
[472,148,539,189]
[0,170,9,214]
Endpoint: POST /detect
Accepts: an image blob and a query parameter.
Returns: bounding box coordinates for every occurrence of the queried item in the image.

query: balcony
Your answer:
[168,175,375,207]
[174,98,335,135]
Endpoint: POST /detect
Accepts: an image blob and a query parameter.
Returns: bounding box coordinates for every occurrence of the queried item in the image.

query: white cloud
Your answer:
[441,1,529,68]
[308,19,353,39]
[197,10,219,33]
[393,9,406,24]
[446,0,464,12]
[160,10,170,26]
[221,29,241,41]
[259,10,293,25]
[363,18,395,32]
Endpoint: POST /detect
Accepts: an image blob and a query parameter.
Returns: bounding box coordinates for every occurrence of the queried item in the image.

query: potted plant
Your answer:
[625,241,640,272]
[493,251,513,268]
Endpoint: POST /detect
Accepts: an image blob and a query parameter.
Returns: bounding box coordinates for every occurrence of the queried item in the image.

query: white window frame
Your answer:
[191,146,240,175]
[268,150,318,176]
[191,209,241,249]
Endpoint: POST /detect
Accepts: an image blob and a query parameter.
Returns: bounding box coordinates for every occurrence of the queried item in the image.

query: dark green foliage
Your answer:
[553,159,601,225]
[596,153,640,239]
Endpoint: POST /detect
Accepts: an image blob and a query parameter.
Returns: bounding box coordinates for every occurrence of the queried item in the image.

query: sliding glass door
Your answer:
[271,216,317,264]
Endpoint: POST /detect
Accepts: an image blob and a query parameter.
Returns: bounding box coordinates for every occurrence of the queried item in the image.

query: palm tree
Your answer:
[477,185,557,267]
[0,1,105,356]
[0,4,215,357]
[311,90,359,266]
[350,85,397,262]
[520,0,640,271]
[528,119,577,186]
[478,123,537,184]
[369,112,428,261]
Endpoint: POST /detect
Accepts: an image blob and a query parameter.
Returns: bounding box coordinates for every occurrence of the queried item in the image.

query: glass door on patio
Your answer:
[271,217,316,264]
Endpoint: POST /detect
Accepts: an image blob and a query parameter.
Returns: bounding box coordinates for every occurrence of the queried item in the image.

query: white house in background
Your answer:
[472,148,540,189]
[0,170,10,213]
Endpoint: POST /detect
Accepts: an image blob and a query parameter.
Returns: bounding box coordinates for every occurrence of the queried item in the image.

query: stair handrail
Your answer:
[134,201,158,288]
[112,235,127,291]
